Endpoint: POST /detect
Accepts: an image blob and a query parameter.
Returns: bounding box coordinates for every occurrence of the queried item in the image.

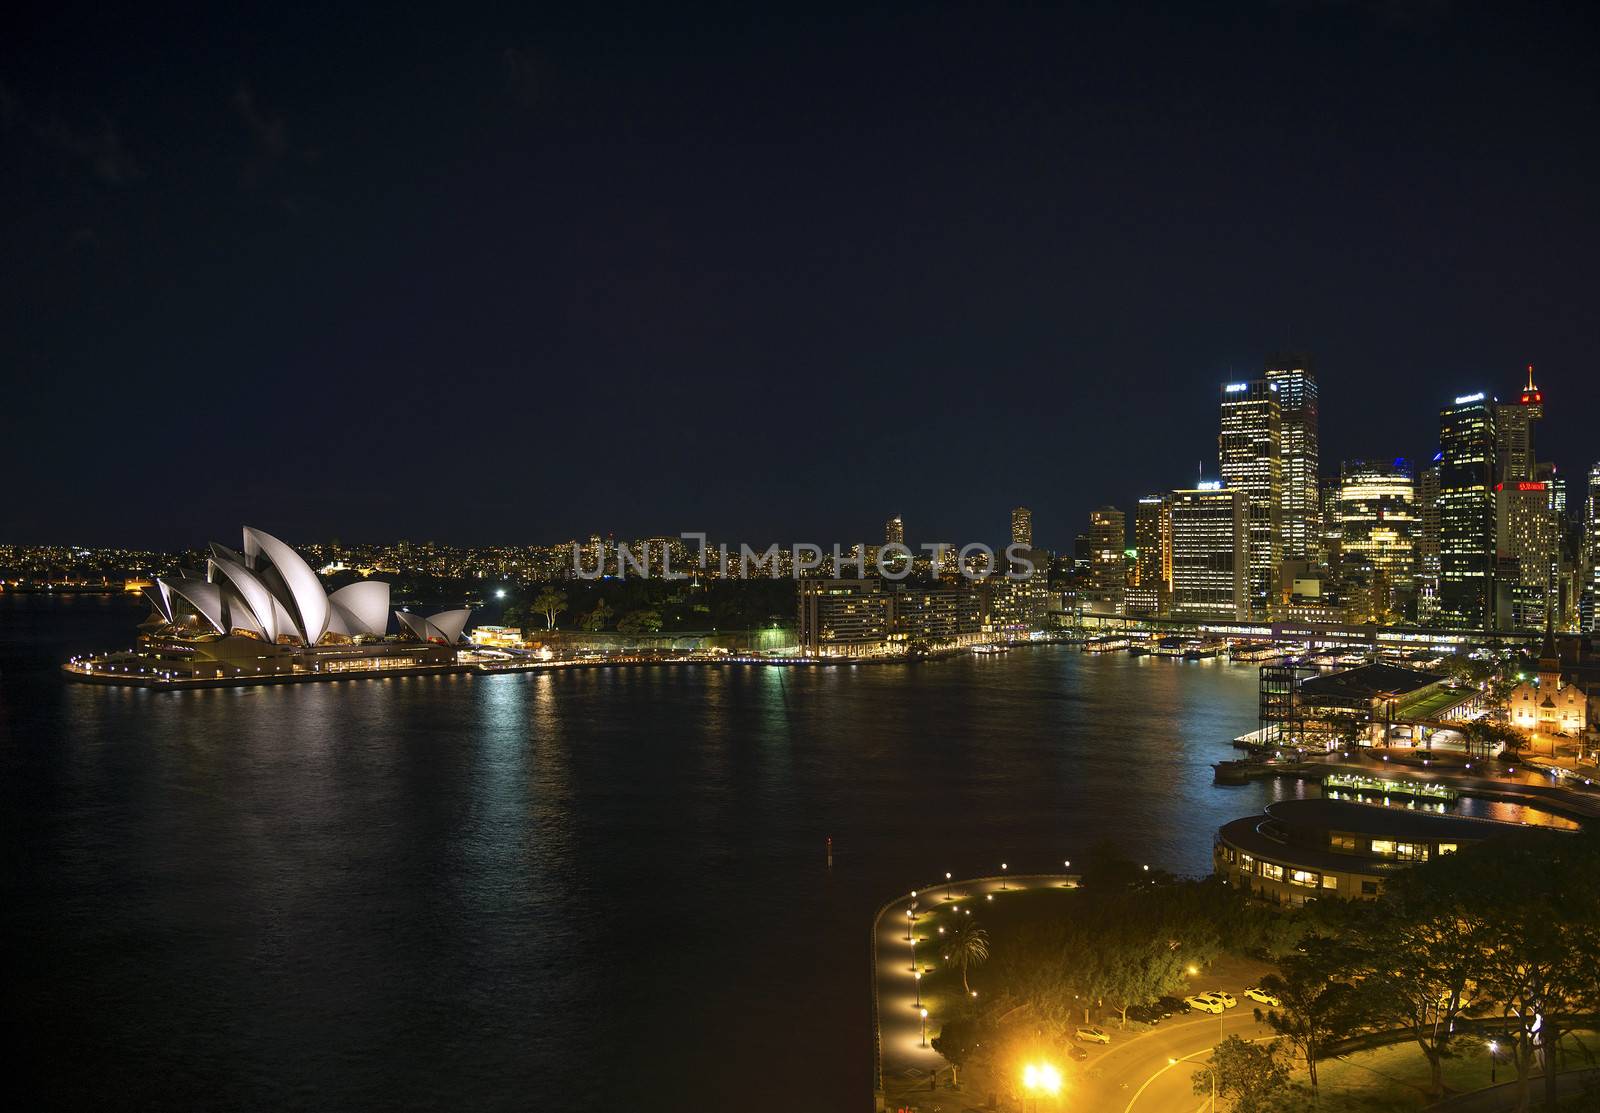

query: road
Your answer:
[873,874,1274,1112]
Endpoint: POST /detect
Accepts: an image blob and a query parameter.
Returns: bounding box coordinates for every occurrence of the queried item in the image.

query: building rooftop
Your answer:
[1264,797,1529,840]
[1297,661,1444,702]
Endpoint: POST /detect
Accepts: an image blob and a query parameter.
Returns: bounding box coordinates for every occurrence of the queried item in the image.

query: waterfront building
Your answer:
[885,515,905,546]
[72,526,470,684]
[796,577,992,655]
[1011,506,1033,548]
[1215,799,1551,904]
[1338,458,1417,623]
[1170,484,1248,621]
[1085,507,1126,614]
[1128,494,1172,617]
[1494,365,1543,482]
[1438,393,1498,629]
[1264,357,1320,562]
[1218,379,1282,615]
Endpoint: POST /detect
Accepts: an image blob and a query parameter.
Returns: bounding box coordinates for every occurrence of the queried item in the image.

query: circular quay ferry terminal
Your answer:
[63,526,475,687]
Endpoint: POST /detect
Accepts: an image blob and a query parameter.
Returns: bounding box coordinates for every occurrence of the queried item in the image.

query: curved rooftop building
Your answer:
[75,527,475,686]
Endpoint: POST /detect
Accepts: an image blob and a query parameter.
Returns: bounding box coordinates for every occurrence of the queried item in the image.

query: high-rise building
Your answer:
[885,515,905,546]
[1264,357,1319,562]
[1438,393,1498,629]
[1086,507,1126,613]
[1494,365,1544,482]
[1584,462,1600,632]
[1129,494,1172,616]
[1416,459,1442,622]
[1218,379,1282,615]
[1496,479,1560,630]
[1339,458,1417,623]
[1011,506,1033,548]
[1170,484,1248,621]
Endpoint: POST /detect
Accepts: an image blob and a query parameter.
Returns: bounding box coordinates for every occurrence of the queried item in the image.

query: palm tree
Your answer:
[948,923,990,994]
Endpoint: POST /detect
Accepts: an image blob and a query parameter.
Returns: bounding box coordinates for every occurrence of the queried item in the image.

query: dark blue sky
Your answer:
[3,2,1596,550]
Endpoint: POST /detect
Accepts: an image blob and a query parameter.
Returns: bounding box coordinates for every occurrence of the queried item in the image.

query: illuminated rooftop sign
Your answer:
[1224,383,1248,393]
[1453,392,1485,405]
[1196,480,1223,491]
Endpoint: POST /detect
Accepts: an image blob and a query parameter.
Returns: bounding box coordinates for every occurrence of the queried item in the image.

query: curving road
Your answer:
[873,874,1274,1111]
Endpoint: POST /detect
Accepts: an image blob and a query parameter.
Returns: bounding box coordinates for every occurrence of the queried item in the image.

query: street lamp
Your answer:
[1174,1058,1216,1112]
[906,907,915,941]
[920,1008,929,1047]
[915,970,922,1008]
[1001,862,1008,890]
[1023,1062,1062,1110]
[945,871,953,900]
[1488,1040,1500,1084]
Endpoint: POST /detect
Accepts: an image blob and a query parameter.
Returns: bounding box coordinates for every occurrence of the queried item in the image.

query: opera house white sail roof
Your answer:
[143,527,470,646]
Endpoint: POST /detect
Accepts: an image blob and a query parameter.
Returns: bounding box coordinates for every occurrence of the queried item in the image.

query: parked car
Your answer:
[1244,986,1280,1007]
[1075,1025,1111,1044]
[1126,1002,1163,1025]
[1210,990,1238,1008]
[1185,994,1225,1014]
[1065,1044,1089,1061]
[1156,995,1191,1017]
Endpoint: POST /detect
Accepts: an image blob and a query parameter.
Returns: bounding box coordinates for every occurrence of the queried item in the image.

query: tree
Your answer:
[1258,938,1364,1098]
[532,587,567,630]
[580,599,613,632]
[1101,935,1189,1027]
[1196,1035,1290,1113]
[948,923,990,995]
[617,608,663,635]
[1466,833,1600,1113]
[1351,872,1484,1099]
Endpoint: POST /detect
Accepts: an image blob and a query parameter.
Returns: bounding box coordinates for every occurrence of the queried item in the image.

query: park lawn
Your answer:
[1400,685,1474,720]
[1289,1030,1598,1112]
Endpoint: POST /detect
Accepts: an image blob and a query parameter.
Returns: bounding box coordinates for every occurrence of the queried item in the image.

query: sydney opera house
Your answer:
[66,527,474,686]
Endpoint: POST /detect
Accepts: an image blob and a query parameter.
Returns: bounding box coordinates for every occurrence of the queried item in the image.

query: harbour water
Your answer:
[0,596,1493,1110]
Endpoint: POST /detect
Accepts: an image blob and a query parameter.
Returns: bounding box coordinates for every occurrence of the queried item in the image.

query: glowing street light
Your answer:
[945,872,953,900]
[1488,1040,1501,1084]
[1001,862,1008,890]
[1023,1062,1062,1109]
[919,1007,929,1047]
[914,970,922,1008]
[906,907,915,942]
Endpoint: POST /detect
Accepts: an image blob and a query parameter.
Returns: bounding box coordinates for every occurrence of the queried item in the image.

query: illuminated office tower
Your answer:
[1128,494,1172,616]
[1086,507,1127,613]
[1494,365,1543,482]
[1011,506,1033,548]
[1219,380,1281,615]
[1496,478,1560,630]
[1339,458,1417,622]
[1584,463,1600,632]
[1416,460,1442,621]
[1264,357,1319,561]
[1169,484,1248,621]
[884,515,905,546]
[1438,393,1498,629]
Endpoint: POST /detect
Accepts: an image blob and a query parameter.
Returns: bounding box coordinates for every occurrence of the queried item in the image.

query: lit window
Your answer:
[1320,875,1338,889]
[1261,862,1284,881]
[1371,840,1396,855]
[1438,843,1458,856]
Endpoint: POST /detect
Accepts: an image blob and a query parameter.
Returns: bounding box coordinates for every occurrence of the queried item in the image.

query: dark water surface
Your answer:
[5,595,1295,1111]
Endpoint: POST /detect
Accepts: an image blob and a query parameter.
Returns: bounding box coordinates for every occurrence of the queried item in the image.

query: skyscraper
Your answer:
[1438,393,1498,629]
[1129,494,1172,616]
[1494,365,1543,482]
[884,515,905,546]
[1086,507,1126,613]
[1170,484,1248,621]
[1264,357,1319,561]
[1416,459,1442,622]
[1339,458,1417,623]
[1218,379,1281,615]
[1011,506,1033,548]
[1584,463,1600,632]
[1495,478,1560,630]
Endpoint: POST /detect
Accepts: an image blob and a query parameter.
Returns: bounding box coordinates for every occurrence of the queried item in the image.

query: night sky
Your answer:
[4,2,1596,551]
